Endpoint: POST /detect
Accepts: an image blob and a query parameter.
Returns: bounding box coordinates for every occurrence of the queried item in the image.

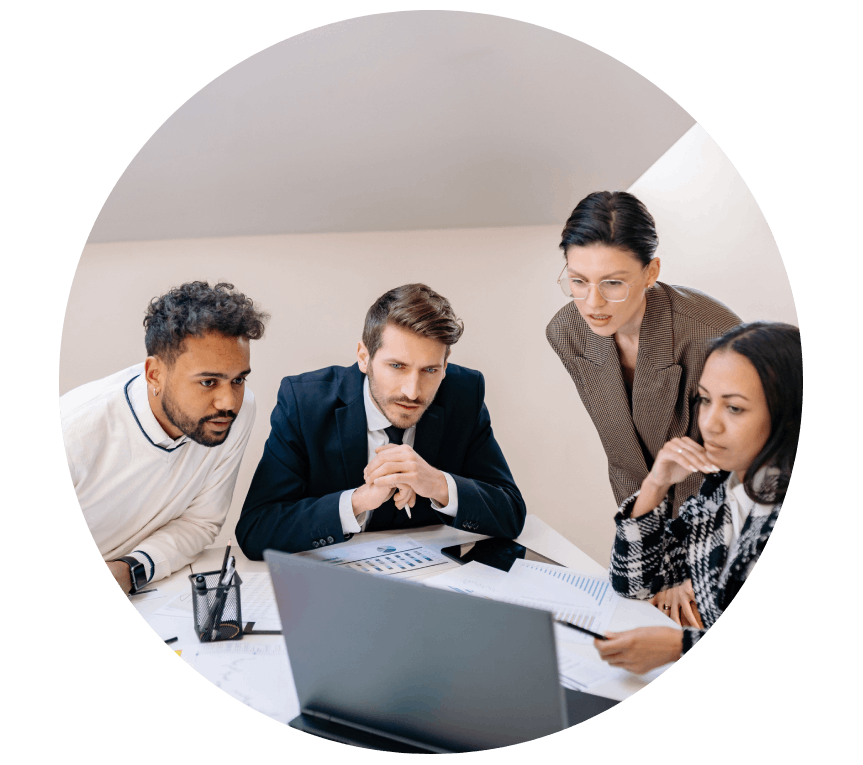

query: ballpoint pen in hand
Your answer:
[555,619,608,641]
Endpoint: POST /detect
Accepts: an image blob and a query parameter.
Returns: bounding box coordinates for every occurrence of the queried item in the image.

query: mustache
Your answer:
[390,397,425,406]
[200,410,237,424]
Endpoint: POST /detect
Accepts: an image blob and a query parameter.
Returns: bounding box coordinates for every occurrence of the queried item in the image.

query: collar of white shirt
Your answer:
[362,375,416,440]
[127,373,189,450]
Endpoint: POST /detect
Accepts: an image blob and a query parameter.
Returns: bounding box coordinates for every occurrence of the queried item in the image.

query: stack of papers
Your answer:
[423,559,619,643]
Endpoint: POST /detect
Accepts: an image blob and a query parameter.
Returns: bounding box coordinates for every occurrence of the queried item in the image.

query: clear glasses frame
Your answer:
[557,264,648,302]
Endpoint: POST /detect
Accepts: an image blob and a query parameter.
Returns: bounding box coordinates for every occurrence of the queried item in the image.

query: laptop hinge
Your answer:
[296,708,454,753]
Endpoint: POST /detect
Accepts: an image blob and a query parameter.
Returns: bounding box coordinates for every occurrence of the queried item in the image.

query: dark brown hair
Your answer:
[362,284,464,360]
[705,321,802,504]
[144,281,269,364]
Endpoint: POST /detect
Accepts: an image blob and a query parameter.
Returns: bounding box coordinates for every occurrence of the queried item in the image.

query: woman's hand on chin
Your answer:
[651,436,719,485]
[632,437,720,517]
[594,627,684,675]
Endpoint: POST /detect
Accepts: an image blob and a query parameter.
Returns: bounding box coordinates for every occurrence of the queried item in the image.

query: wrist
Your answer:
[431,471,449,506]
[351,487,369,516]
[668,628,684,663]
[631,475,671,518]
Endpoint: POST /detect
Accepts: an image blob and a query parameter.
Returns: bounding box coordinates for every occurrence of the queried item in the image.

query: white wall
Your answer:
[629,124,797,324]
[60,125,797,567]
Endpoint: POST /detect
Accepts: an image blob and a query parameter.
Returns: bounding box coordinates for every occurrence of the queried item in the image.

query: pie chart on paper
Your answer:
[377,546,397,553]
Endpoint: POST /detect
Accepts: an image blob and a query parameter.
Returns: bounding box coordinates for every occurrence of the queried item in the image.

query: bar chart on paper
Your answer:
[425,559,619,642]
[509,559,616,633]
[296,537,449,576]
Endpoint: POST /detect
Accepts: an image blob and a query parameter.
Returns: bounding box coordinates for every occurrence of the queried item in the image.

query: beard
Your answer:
[161,383,236,447]
[367,365,432,429]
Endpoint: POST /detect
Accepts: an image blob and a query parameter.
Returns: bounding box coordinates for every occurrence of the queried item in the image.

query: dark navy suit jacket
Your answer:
[236,363,526,557]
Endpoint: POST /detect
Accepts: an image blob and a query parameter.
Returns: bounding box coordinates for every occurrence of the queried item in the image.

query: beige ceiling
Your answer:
[88,11,694,243]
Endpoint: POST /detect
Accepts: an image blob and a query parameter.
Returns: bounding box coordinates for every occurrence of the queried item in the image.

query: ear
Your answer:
[357,341,370,374]
[646,257,661,288]
[144,356,165,393]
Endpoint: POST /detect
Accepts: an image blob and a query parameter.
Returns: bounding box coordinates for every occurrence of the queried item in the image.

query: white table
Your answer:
[131,515,678,724]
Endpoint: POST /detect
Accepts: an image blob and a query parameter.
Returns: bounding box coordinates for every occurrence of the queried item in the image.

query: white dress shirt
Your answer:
[337,376,458,534]
[61,363,255,583]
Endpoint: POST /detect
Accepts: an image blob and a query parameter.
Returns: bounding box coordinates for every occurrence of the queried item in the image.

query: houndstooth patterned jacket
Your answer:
[609,471,781,653]
[547,282,740,513]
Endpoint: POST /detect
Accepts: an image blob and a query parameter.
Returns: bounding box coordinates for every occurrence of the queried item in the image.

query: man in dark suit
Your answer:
[237,283,526,557]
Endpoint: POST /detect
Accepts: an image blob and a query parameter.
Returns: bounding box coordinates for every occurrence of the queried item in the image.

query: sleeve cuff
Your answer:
[339,489,363,534]
[131,544,170,583]
[615,490,672,527]
[130,550,155,582]
[430,472,458,516]
[682,627,705,653]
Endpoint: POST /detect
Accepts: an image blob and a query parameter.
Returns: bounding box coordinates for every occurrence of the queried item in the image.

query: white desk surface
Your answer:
[131,515,677,725]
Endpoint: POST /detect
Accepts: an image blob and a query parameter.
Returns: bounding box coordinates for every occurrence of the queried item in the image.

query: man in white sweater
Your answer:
[61,281,269,594]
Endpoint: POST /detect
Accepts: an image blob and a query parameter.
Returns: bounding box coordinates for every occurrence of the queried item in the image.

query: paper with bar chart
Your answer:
[424,559,618,642]
[295,536,449,576]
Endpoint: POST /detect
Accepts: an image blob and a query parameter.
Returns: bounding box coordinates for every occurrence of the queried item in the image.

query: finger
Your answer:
[690,601,705,630]
[680,599,699,628]
[675,437,721,473]
[367,462,415,483]
[374,474,415,489]
[668,603,682,626]
[666,445,708,474]
[393,486,408,508]
[364,447,410,478]
[373,444,411,456]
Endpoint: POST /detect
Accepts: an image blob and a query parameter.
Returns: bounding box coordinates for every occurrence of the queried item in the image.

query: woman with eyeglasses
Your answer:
[546,190,741,625]
[594,321,800,674]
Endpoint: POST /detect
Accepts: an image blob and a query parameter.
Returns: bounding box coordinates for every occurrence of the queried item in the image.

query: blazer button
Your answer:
[311,541,319,548]
[327,536,334,544]
[319,538,327,546]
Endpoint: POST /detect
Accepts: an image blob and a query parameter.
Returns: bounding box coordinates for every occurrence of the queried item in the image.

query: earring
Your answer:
[153,387,159,397]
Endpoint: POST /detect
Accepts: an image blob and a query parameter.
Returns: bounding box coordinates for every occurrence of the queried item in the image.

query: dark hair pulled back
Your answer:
[559,191,658,267]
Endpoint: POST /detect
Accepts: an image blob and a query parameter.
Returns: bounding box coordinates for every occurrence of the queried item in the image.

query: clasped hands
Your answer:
[351,443,449,516]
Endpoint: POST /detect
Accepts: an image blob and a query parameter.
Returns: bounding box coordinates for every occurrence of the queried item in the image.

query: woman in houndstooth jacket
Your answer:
[547,190,742,625]
[594,322,801,674]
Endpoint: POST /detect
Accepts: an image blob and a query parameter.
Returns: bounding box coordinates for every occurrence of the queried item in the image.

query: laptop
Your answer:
[264,548,618,753]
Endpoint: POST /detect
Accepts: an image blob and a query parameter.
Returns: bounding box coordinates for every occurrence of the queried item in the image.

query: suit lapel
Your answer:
[334,365,368,487]
[574,345,649,478]
[632,287,683,457]
[413,403,445,466]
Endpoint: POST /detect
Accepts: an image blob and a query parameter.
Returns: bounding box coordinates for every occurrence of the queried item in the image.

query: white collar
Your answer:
[726,468,773,517]
[362,375,416,435]
[127,373,189,449]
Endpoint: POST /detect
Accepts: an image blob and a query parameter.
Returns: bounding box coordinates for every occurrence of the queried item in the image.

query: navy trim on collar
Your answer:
[124,375,188,453]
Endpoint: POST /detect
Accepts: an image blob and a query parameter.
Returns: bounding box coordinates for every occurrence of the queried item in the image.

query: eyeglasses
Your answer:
[557,265,648,302]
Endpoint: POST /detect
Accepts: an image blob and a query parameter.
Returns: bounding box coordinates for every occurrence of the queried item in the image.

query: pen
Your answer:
[218,539,232,580]
[164,637,178,645]
[555,619,608,641]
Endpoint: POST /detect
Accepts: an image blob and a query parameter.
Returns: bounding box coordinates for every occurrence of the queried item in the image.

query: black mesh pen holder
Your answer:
[189,571,244,643]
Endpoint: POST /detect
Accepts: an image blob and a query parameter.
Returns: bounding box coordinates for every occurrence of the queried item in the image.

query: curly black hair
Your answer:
[143,281,269,363]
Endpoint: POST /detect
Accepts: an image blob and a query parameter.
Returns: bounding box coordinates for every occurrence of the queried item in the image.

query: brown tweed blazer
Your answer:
[546,282,741,512]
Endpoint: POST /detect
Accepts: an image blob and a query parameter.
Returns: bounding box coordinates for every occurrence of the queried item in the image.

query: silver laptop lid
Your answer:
[265,549,568,752]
